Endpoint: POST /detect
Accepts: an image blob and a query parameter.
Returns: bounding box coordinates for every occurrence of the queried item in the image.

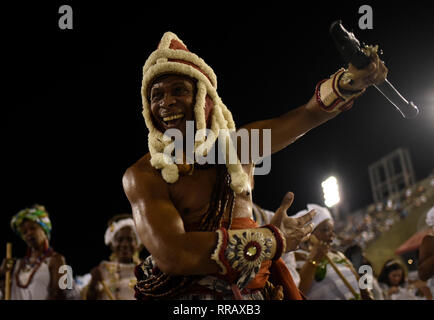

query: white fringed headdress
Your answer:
[141,32,248,193]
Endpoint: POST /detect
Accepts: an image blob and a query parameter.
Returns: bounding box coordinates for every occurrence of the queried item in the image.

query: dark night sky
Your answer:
[2,1,434,275]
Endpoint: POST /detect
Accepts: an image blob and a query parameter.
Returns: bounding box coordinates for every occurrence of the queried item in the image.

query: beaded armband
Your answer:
[211,226,285,289]
[315,68,365,113]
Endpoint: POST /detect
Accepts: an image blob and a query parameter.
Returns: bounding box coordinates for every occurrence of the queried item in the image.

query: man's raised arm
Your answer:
[239,53,387,163]
[240,94,338,158]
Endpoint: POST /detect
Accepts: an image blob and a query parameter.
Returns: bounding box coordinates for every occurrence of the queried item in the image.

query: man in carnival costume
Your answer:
[123,32,387,299]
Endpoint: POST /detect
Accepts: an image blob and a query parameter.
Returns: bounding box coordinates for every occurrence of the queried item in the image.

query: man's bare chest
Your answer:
[168,166,253,227]
[169,167,216,219]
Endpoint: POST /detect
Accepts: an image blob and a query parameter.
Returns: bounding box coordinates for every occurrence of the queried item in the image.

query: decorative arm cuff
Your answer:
[211,227,277,289]
[315,68,365,113]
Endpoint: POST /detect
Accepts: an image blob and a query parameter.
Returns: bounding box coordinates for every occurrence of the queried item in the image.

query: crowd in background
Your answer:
[335,174,434,250]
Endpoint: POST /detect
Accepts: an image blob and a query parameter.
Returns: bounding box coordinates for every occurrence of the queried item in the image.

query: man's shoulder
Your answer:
[125,153,163,177]
[126,153,152,173]
[123,154,165,189]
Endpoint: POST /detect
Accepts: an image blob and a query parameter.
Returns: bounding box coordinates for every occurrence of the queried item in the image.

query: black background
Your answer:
[2,1,434,276]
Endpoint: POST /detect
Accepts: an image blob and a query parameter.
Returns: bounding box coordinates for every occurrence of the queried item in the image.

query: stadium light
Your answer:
[321,176,340,208]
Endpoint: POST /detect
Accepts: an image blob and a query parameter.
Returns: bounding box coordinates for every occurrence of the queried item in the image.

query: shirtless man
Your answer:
[122,32,387,300]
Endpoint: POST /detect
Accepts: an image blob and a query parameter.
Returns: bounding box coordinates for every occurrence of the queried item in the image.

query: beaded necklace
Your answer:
[105,261,136,299]
[15,247,53,289]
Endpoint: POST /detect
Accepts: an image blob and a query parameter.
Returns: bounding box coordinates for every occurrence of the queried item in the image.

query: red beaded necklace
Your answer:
[15,247,53,289]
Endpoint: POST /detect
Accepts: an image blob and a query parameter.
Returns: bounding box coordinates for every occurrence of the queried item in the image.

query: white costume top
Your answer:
[295,249,361,300]
[307,253,360,300]
[96,260,136,300]
[379,282,422,300]
[11,257,52,300]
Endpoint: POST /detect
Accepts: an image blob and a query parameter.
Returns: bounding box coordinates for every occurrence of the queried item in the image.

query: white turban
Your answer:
[104,218,141,246]
[426,206,434,227]
[292,203,333,230]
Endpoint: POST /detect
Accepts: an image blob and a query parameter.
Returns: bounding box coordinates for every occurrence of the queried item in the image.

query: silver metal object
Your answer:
[373,79,419,119]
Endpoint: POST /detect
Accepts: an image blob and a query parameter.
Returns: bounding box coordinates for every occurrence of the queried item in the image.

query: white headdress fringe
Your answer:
[141,32,248,193]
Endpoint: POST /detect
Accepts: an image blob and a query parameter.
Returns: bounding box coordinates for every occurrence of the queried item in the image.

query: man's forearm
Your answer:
[241,94,339,160]
[153,226,284,277]
[280,95,339,138]
[270,95,339,155]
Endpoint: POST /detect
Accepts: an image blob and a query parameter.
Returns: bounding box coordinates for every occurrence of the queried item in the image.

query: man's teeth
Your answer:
[163,114,184,122]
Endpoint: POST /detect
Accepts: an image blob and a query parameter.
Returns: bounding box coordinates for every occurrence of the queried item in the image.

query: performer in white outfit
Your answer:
[85,214,141,300]
[294,204,373,300]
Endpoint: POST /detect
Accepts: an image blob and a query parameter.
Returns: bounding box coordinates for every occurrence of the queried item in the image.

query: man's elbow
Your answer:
[122,167,135,193]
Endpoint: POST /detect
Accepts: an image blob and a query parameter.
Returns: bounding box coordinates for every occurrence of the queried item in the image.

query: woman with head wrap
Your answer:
[85,214,141,300]
[417,206,434,297]
[295,204,374,300]
[0,205,67,300]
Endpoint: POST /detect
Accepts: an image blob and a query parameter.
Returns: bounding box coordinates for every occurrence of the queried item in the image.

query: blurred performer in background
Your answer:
[0,205,67,300]
[295,204,374,300]
[85,214,141,300]
[378,259,431,300]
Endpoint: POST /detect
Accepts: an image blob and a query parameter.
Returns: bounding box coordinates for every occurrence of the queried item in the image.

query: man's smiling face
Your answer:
[149,74,196,135]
